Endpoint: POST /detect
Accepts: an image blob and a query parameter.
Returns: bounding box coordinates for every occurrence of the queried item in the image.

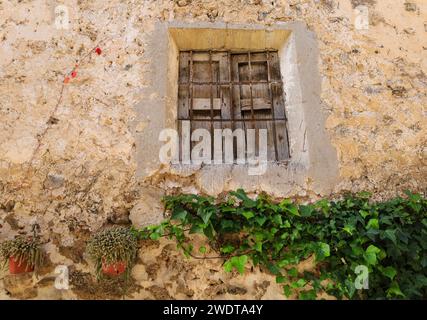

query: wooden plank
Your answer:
[253,116,277,162]
[178,52,190,119]
[238,61,268,81]
[274,120,289,160]
[193,98,221,110]
[180,120,191,164]
[268,51,282,81]
[178,53,190,162]
[240,98,271,110]
[231,53,246,162]
[178,85,189,119]
[191,120,212,164]
[193,61,219,83]
[178,52,190,83]
[218,52,232,121]
[266,51,288,160]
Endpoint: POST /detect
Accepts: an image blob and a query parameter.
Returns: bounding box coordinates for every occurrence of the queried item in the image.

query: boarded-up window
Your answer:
[178,50,290,162]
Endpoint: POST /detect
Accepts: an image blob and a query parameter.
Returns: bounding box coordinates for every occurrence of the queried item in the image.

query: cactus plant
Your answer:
[0,236,44,274]
[86,227,138,279]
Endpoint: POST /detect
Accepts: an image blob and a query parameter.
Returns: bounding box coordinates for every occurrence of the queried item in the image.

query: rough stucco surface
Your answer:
[0,0,426,299]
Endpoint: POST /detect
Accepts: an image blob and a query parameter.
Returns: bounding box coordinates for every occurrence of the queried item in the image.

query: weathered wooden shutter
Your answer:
[231,51,289,161]
[178,51,233,161]
[178,50,289,163]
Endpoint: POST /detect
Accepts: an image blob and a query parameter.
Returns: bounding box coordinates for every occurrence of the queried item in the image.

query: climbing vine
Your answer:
[135,189,427,300]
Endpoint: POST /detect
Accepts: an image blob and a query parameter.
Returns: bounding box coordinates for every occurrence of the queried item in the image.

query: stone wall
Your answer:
[0,0,425,299]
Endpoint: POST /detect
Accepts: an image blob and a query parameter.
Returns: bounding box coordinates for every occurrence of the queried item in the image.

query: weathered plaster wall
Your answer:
[0,0,426,299]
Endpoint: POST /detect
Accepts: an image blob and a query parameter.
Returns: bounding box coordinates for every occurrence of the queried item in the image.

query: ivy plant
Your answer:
[135,190,427,300]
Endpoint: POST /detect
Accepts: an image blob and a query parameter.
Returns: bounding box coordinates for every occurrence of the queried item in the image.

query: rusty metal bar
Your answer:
[188,51,194,161]
[209,50,214,158]
[189,51,194,120]
[228,51,234,130]
[228,51,235,163]
[247,52,255,122]
[266,50,279,161]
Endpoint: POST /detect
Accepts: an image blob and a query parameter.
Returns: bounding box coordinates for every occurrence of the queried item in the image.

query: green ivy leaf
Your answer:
[381,266,397,280]
[351,243,364,257]
[283,285,293,297]
[224,260,233,273]
[291,278,307,289]
[345,278,356,298]
[189,224,204,234]
[366,244,381,254]
[224,255,248,275]
[364,245,381,265]
[300,205,315,217]
[254,242,263,253]
[254,216,267,226]
[364,253,377,265]
[284,204,300,216]
[277,259,290,268]
[315,242,330,261]
[242,211,255,220]
[171,208,187,221]
[199,246,207,254]
[221,244,235,254]
[366,218,379,230]
[343,225,354,235]
[267,263,281,275]
[149,232,160,240]
[386,281,405,298]
[299,289,317,300]
[279,199,292,206]
[276,275,287,284]
[383,229,397,245]
[199,208,213,224]
[287,267,298,277]
[231,189,257,208]
[220,219,235,231]
[359,210,370,219]
[272,214,283,226]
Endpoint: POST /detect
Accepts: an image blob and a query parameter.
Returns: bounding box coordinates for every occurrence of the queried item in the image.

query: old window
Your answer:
[178,50,290,162]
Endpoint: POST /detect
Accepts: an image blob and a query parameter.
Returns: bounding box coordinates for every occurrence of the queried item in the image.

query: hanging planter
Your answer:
[86,227,138,279]
[0,236,44,275]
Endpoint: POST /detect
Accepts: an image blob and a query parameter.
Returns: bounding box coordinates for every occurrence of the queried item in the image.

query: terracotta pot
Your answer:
[9,256,34,274]
[101,260,127,276]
